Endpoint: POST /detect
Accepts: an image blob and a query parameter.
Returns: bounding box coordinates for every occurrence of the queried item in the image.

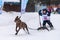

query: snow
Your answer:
[0,11,60,40]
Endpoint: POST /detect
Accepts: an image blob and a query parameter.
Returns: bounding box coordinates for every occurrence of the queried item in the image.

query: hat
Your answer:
[43,9,47,12]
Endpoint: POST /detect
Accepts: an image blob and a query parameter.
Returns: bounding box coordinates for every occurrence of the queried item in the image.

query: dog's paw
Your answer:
[15,33,17,35]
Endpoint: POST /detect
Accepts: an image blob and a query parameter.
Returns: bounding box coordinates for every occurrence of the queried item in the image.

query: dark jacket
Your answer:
[39,9,51,16]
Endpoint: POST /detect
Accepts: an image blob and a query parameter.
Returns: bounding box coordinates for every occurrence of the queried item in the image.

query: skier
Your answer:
[38,9,54,30]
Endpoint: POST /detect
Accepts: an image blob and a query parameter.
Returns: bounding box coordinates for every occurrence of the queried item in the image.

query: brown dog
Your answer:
[14,16,29,35]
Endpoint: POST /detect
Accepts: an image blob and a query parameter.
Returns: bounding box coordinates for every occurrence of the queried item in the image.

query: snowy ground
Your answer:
[0,11,60,40]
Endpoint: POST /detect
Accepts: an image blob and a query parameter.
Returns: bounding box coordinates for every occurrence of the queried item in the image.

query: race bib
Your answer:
[44,16,47,20]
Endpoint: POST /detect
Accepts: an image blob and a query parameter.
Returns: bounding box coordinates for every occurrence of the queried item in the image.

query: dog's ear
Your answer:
[16,16,18,18]
[19,16,21,18]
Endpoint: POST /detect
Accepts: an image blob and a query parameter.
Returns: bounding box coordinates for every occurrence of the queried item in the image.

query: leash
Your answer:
[28,27,38,30]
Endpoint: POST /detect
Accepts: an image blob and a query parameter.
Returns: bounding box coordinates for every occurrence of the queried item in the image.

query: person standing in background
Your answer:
[0,0,4,14]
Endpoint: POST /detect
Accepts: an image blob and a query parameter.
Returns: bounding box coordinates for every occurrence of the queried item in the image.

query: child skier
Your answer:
[38,9,54,30]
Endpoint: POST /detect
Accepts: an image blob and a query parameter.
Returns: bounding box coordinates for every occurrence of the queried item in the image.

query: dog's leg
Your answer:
[16,26,18,32]
[23,28,25,31]
[45,27,49,31]
[37,27,42,30]
[26,26,30,34]
[15,27,20,35]
[46,28,49,31]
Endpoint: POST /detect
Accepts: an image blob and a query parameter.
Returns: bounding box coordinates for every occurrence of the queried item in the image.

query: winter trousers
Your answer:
[43,20,53,28]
